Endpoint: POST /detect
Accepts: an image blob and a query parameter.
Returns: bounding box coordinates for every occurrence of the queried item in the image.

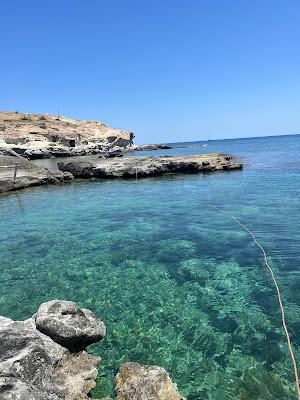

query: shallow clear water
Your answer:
[1,135,300,399]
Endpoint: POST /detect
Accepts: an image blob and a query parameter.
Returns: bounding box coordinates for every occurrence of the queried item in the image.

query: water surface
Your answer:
[1,134,300,399]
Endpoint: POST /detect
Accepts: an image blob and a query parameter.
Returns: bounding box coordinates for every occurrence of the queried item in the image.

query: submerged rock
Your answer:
[115,362,186,400]
[35,300,106,351]
[0,300,105,400]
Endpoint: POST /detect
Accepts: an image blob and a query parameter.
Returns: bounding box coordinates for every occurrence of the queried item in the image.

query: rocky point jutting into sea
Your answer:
[0,111,242,193]
[0,300,185,400]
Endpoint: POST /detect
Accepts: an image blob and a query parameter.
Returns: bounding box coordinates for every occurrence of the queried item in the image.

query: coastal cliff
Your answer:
[0,111,134,159]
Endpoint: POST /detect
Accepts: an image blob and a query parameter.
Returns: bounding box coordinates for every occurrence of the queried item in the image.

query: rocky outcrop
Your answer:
[0,111,134,160]
[20,146,124,160]
[127,143,209,152]
[35,300,106,352]
[0,155,73,193]
[0,301,187,400]
[58,153,242,179]
[0,300,106,400]
[128,144,173,152]
[115,363,186,400]
[0,147,20,157]
[0,111,133,148]
[54,350,100,400]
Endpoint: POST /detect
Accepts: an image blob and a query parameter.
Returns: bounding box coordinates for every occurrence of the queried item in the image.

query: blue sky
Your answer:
[1,0,300,143]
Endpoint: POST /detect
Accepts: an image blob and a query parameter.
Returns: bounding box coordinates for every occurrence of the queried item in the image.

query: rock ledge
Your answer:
[0,301,187,400]
[58,153,242,179]
[0,300,105,400]
[115,362,186,400]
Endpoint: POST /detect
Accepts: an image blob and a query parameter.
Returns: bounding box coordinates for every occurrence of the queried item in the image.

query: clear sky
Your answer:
[1,1,300,143]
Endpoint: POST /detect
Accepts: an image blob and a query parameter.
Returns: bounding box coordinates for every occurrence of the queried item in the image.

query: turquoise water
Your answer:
[1,134,300,399]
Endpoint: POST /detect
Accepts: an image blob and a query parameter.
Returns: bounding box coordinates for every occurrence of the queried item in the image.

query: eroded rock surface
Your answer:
[54,352,100,400]
[0,155,73,193]
[0,111,133,152]
[115,362,186,400]
[0,300,105,400]
[128,144,173,151]
[35,300,106,351]
[58,153,242,179]
[0,320,64,399]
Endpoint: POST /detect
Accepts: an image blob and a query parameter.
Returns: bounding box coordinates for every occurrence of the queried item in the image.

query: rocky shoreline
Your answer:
[0,300,185,400]
[0,152,242,193]
[58,153,242,179]
[0,111,242,194]
[0,153,73,193]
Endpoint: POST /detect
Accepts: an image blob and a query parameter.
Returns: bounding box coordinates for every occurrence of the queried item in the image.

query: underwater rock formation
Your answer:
[58,153,242,179]
[0,300,105,399]
[115,362,186,400]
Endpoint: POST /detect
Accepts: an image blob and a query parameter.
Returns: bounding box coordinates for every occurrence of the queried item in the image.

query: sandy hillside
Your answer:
[0,111,133,145]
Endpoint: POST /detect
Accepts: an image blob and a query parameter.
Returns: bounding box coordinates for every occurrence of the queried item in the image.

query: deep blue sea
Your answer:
[1,134,300,399]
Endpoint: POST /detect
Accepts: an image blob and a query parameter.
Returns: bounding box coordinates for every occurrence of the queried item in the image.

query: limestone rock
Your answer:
[0,147,19,157]
[0,377,61,400]
[115,362,186,400]
[58,153,243,180]
[35,300,106,351]
[0,111,133,161]
[0,155,73,193]
[54,351,101,400]
[0,300,105,400]
[23,318,67,365]
[62,171,74,181]
[128,144,173,151]
[0,320,64,399]
[0,316,14,327]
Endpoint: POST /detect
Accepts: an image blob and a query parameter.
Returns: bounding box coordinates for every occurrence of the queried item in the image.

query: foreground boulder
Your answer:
[115,362,186,400]
[58,153,242,179]
[0,300,106,400]
[35,300,106,352]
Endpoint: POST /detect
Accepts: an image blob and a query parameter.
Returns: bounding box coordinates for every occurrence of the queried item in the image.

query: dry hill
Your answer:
[0,111,134,148]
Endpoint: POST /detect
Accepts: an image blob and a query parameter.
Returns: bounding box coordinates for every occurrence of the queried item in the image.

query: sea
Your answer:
[0,134,300,399]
